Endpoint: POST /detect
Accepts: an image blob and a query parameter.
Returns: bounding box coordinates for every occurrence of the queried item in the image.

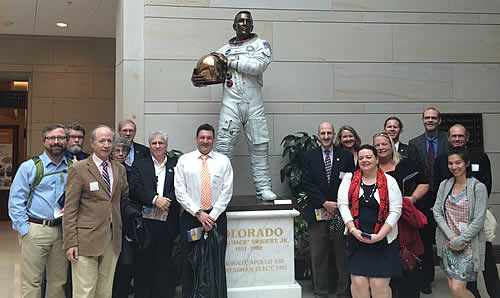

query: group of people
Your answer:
[303,106,499,298]
[9,120,232,298]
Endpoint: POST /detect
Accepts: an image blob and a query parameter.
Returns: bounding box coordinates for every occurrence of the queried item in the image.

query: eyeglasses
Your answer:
[69,135,84,140]
[45,136,67,141]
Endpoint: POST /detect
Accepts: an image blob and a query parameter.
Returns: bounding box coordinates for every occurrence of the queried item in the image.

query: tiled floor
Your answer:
[0,221,494,298]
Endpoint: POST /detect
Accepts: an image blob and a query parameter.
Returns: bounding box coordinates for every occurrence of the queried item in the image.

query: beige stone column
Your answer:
[115,0,146,143]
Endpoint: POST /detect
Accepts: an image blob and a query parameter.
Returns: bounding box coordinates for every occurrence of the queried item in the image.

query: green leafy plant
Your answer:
[280,132,319,197]
[280,132,319,280]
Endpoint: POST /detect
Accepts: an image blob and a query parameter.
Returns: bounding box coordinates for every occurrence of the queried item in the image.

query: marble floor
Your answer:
[0,221,494,298]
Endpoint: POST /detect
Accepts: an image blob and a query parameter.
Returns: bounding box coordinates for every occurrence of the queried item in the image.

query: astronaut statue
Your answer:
[192,11,277,201]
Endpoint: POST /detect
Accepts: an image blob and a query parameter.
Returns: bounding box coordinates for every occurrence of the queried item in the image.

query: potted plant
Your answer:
[280,132,319,280]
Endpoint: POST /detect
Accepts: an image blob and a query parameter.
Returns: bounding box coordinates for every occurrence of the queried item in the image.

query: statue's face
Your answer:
[233,12,253,38]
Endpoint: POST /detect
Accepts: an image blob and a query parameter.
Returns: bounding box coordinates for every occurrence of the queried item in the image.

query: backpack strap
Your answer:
[27,156,72,211]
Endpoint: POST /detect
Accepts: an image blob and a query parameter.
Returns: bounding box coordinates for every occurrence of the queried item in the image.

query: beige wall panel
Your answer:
[144,18,272,60]
[0,64,33,73]
[33,65,90,73]
[88,38,116,67]
[483,114,500,153]
[333,0,500,13]
[210,0,332,10]
[0,37,51,65]
[489,193,500,205]
[116,0,144,62]
[32,71,90,98]
[394,25,500,62]
[145,60,211,101]
[116,60,145,138]
[480,14,500,24]
[452,64,500,100]
[145,0,209,6]
[489,153,500,193]
[363,12,479,24]
[264,62,334,101]
[335,63,452,102]
[31,98,54,122]
[115,62,124,128]
[48,39,92,66]
[273,23,393,62]
[145,6,500,25]
[91,69,115,98]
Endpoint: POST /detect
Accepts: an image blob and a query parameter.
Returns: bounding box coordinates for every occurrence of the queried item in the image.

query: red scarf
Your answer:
[348,168,389,234]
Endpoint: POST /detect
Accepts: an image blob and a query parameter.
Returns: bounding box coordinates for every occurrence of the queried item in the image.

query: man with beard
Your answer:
[8,124,70,298]
[65,123,90,162]
[407,106,450,294]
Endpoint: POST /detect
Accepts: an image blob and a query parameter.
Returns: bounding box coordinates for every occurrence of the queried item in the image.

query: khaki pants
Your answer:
[20,223,68,298]
[72,233,118,298]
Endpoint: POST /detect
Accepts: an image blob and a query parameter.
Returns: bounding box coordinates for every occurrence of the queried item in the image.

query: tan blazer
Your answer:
[63,156,129,256]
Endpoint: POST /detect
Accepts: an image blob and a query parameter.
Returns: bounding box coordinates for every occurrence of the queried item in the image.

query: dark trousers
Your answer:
[180,211,227,298]
[418,209,436,285]
[308,220,348,298]
[467,241,500,298]
[135,219,173,298]
[112,237,136,298]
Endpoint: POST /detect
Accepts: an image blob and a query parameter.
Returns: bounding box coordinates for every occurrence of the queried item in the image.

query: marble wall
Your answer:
[116,1,500,242]
[0,35,115,156]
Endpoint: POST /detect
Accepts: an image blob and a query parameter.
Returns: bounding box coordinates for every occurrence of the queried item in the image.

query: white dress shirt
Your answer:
[394,141,400,151]
[152,155,167,204]
[337,172,402,244]
[174,150,233,220]
[92,153,113,193]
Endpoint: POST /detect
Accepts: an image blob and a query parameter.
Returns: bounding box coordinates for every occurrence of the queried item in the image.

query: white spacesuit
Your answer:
[215,34,277,200]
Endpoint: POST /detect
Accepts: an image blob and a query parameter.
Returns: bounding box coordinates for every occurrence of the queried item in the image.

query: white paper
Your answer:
[90,182,99,191]
[471,164,479,172]
[339,171,345,179]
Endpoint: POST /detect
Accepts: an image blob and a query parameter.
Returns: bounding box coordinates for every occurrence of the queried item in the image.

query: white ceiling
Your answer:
[0,0,117,38]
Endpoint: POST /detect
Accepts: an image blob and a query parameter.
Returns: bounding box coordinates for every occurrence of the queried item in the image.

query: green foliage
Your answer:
[280,132,319,197]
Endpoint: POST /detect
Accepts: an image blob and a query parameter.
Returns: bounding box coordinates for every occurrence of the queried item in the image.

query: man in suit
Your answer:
[384,116,408,159]
[129,130,179,298]
[433,124,499,298]
[118,119,150,165]
[63,125,129,298]
[302,122,355,298]
[407,106,450,294]
[65,122,90,162]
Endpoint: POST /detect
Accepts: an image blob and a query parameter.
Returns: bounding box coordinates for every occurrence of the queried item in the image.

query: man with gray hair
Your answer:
[129,130,179,298]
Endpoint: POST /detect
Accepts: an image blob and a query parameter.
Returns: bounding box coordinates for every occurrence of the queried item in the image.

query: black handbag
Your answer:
[328,210,345,239]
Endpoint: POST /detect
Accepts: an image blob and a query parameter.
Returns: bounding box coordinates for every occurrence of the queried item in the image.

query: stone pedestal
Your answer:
[226,196,301,298]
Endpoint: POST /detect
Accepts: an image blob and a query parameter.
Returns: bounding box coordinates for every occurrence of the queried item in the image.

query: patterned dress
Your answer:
[442,189,476,281]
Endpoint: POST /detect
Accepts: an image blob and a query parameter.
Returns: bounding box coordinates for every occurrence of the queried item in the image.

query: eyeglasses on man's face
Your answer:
[45,136,67,141]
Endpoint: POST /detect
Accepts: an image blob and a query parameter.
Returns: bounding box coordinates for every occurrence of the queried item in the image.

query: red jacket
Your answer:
[398,197,427,256]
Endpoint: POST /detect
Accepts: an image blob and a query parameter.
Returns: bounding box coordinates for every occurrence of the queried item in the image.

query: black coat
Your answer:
[302,146,355,223]
[398,142,408,159]
[131,141,150,162]
[129,156,179,239]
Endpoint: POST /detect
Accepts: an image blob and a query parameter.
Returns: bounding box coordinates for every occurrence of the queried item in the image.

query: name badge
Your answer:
[339,171,346,179]
[90,182,99,191]
[187,227,203,242]
[471,164,479,172]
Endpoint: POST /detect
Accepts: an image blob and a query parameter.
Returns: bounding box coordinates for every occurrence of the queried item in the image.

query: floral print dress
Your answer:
[442,189,476,281]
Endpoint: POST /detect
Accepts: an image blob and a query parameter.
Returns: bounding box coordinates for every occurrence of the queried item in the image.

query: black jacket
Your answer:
[302,146,355,223]
[129,156,179,238]
[131,142,150,163]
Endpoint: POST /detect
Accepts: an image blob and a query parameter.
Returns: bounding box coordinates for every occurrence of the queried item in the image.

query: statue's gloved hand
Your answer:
[191,68,206,87]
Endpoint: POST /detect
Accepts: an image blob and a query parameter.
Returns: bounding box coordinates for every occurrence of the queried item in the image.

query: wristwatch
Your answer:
[195,210,202,218]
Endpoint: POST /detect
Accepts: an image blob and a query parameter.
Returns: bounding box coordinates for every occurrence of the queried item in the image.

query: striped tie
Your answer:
[200,155,212,210]
[324,150,332,183]
[102,161,111,194]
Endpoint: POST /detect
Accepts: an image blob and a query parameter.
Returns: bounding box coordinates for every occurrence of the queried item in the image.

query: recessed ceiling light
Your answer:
[56,22,68,28]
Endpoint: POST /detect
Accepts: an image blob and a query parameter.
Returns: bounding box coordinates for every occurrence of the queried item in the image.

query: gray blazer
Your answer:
[433,176,487,272]
[407,131,450,176]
